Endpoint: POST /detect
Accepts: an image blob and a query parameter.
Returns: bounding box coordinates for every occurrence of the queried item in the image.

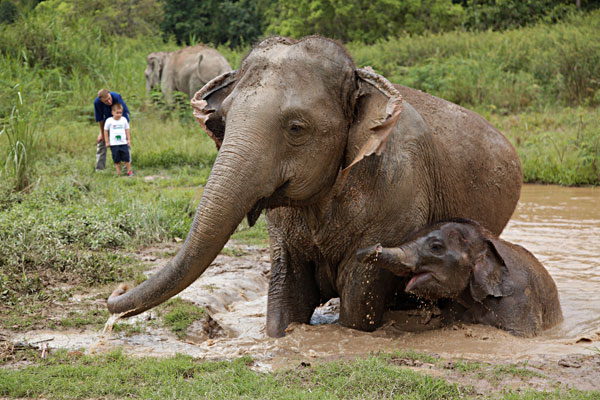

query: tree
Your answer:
[160,0,269,47]
[264,0,464,44]
[463,0,584,31]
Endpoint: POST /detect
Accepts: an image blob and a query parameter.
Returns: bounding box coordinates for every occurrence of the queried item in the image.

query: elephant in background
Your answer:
[144,51,170,95]
[108,36,522,338]
[357,219,563,337]
[144,45,232,101]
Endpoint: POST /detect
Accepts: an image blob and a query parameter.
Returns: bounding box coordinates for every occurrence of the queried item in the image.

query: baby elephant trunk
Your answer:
[356,243,419,276]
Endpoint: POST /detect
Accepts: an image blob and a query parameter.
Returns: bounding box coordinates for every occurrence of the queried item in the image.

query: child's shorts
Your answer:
[110,144,131,163]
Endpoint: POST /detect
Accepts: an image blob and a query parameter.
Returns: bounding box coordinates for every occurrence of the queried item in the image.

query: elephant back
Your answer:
[393,84,522,236]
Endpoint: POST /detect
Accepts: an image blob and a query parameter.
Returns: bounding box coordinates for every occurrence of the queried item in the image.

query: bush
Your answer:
[161,0,267,47]
[34,0,164,38]
[491,107,600,185]
[265,0,464,43]
[463,0,578,31]
[348,12,600,110]
[0,0,18,24]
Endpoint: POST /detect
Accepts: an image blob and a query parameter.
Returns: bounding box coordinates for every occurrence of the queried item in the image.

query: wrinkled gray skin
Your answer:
[108,36,523,338]
[357,220,563,337]
[144,45,232,100]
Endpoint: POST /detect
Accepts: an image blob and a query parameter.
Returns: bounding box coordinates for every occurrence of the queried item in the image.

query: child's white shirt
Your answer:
[105,117,129,146]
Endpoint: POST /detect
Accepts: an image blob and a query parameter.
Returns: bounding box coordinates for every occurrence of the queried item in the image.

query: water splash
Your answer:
[88,312,127,354]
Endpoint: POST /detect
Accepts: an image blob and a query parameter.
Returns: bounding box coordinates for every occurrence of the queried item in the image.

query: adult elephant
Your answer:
[144,45,232,101]
[109,36,522,338]
[144,51,169,95]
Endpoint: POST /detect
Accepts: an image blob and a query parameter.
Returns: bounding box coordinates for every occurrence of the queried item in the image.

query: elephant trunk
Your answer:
[107,141,270,317]
[357,243,418,277]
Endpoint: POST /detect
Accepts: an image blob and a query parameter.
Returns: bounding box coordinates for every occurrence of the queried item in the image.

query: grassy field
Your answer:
[1,9,599,399]
[2,349,598,399]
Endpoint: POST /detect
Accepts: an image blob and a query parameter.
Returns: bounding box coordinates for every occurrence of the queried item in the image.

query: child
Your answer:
[103,103,133,176]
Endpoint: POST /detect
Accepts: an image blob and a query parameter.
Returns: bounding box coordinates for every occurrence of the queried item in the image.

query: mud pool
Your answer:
[11,184,600,382]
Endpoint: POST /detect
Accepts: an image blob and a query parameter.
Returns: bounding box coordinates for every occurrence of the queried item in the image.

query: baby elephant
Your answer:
[357,219,563,337]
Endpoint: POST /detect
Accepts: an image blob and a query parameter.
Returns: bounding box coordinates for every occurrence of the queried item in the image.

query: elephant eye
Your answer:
[430,242,444,253]
[289,120,307,135]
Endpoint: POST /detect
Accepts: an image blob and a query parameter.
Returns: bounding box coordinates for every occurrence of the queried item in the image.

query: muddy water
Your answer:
[501,184,600,339]
[13,184,600,369]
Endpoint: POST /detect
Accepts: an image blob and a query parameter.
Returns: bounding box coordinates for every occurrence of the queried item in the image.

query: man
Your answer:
[94,89,131,171]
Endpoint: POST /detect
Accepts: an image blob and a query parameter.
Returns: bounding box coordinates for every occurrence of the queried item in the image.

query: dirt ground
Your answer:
[2,242,599,394]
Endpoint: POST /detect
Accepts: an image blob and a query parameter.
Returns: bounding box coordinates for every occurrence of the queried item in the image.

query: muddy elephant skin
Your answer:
[144,45,232,100]
[108,36,523,338]
[358,219,563,337]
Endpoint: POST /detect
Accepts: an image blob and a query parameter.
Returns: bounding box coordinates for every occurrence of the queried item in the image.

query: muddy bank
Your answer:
[4,184,600,392]
[6,242,599,391]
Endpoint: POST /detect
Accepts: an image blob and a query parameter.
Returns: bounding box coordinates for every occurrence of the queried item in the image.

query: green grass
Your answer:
[51,308,112,330]
[157,298,206,339]
[449,359,484,374]
[0,351,597,399]
[492,363,545,380]
[0,351,463,399]
[489,107,600,185]
[230,216,270,247]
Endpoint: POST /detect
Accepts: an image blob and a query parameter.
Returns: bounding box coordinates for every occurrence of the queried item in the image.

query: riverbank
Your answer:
[1,239,599,398]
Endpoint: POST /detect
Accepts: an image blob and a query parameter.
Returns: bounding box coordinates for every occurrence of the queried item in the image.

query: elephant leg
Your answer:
[338,262,397,332]
[161,75,175,104]
[266,240,320,338]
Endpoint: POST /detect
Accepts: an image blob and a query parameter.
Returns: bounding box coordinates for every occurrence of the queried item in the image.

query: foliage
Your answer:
[0,91,42,191]
[348,12,600,110]
[462,0,579,31]
[0,11,164,120]
[160,0,269,47]
[265,0,465,43]
[0,161,202,306]
[34,0,164,38]
[0,0,18,24]
[490,107,600,185]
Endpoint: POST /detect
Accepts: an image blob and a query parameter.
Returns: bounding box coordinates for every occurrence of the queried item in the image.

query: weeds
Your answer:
[0,91,42,192]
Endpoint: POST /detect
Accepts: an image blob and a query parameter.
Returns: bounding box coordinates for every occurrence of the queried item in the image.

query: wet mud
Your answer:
[6,184,600,391]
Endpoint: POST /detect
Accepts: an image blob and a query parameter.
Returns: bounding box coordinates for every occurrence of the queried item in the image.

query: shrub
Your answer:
[0,0,18,24]
[348,12,600,110]
[161,0,267,47]
[463,0,578,31]
[265,0,464,43]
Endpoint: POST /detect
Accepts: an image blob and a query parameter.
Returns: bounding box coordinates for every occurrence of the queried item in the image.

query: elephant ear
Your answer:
[470,238,516,302]
[148,52,167,73]
[191,70,237,149]
[343,67,403,175]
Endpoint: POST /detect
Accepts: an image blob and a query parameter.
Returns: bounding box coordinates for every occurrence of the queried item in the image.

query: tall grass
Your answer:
[348,11,600,112]
[489,107,600,185]
[0,91,42,191]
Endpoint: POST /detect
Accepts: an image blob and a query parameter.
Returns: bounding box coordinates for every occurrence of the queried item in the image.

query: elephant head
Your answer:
[358,220,515,302]
[145,51,169,94]
[107,36,403,318]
